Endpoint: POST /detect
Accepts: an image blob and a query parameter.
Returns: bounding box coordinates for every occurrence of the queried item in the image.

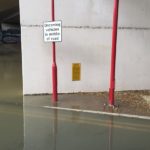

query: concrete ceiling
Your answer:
[0,0,19,24]
[0,0,18,11]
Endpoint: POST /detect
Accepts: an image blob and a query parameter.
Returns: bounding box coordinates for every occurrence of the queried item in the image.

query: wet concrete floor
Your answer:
[0,44,150,150]
[0,43,23,150]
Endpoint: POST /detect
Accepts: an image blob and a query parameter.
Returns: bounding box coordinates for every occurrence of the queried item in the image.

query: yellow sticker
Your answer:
[72,63,81,81]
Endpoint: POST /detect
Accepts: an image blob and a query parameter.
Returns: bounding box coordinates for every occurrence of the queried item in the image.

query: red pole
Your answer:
[109,0,119,106]
[51,0,58,102]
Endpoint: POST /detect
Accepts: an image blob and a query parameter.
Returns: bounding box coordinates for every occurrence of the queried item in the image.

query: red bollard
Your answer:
[109,0,119,106]
[51,0,58,102]
[52,60,57,102]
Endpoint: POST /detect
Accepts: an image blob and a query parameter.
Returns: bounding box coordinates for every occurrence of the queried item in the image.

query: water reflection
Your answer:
[108,116,113,150]
[52,103,58,150]
[71,106,80,122]
[23,97,150,150]
[0,102,23,150]
[0,43,23,150]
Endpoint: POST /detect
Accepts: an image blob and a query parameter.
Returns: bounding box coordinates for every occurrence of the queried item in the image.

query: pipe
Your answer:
[109,0,119,106]
[51,0,58,102]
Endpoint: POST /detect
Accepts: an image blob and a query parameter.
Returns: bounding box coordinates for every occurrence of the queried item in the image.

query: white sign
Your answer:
[44,21,62,42]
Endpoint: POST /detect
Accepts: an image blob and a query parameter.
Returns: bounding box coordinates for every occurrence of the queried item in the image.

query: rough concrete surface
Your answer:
[24,90,150,117]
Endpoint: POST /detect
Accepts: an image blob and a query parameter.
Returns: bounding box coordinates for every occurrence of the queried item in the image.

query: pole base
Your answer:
[109,88,115,106]
[103,103,119,112]
[52,63,58,102]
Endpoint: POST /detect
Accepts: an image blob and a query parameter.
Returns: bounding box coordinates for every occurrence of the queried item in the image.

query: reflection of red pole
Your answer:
[109,0,119,106]
[51,0,57,102]
[53,104,58,150]
[108,116,113,150]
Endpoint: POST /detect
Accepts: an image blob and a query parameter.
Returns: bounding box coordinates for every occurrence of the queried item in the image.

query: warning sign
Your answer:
[44,21,62,42]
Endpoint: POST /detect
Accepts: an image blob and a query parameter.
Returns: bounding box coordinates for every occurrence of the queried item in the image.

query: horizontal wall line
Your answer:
[63,26,150,30]
[21,24,150,30]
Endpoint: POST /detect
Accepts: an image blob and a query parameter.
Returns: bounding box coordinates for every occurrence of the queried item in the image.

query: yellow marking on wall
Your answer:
[72,63,81,81]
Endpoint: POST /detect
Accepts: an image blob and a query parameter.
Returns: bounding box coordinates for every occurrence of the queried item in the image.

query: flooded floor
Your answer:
[24,108,150,150]
[0,43,23,150]
[0,44,22,103]
[0,44,150,150]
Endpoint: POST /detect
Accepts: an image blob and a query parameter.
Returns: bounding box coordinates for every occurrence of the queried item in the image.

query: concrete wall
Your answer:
[20,0,150,94]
